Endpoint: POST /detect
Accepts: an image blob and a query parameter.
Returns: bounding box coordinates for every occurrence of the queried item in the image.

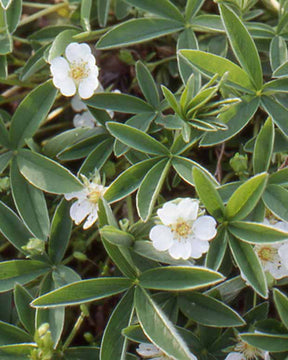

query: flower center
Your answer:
[170,219,192,240]
[235,340,263,360]
[257,246,278,262]
[70,61,89,82]
[87,189,102,204]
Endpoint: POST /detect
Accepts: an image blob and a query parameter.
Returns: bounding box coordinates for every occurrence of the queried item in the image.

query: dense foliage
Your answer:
[0,0,288,359]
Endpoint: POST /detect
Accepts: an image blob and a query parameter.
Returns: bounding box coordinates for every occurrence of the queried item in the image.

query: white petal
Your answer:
[71,94,87,112]
[157,202,178,225]
[70,199,92,225]
[149,225,173,251]
[168,240,191,260]
[264,351,270,360]
[65,42,92,62]
[278,242,288,266]
[64,190,85,201]
[177,198,199,221]
[73,112,95,128]
[50,57,69,78]
[189,238,209,259]
[78,77,99,99]
[193,215,217,240]
[136,343,160,357]
[83,207,98,229]
[56,77,76,97]
[225,352,246,360]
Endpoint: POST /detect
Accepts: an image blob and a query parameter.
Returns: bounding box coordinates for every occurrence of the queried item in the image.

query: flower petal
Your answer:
[73,112,95,128]
[71,94,87,112]
[193,215,217,240]
[50,57,69,78]
[83,207,98,229]
[157,202,178,225]
[168,240,191,260]
[225,352,246,360]
[177,198,199,221]
[65,42,92,62]
[149,225,173,251]
[70,199,92,225]
[136,343,160,357]
[64,190,85,201]
[54,76,76,97]
[78,77,99,99]
[189,238,209,259]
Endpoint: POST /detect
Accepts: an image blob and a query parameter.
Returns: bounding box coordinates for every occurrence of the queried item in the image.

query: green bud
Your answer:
[0,177,10,192]
[84,332,94,344]
[22,238,45,257]
[73,251,87,261]
[119,218,129,232]
[80,304,89,316]
[229,152,248,176]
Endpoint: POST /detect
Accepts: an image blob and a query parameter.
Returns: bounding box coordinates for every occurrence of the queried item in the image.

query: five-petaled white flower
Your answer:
[149,198,217,260]
[225,338,269,360]
[136,343,175,360]
[71,94,96,128]
[254,219,288,279]
[50,42,99,99]
[64,175,107,229]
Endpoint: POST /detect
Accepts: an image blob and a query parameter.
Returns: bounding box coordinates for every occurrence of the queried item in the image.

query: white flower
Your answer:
[225,339,269,360]
[64,175,107,229]
[73,111,96,128]
[50,42,99,99]
[149,198,217,260]
[136,343,174,360]
[254,219,288,280]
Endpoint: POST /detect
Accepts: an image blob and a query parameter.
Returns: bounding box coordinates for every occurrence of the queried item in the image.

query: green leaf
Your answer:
[17,149,83,194]
[0,0,11,9]
[161,85,181,115]
[0,201,34,253]
[172,156,218,187]
[125,0,184,22]
[240,333,288,352]
[135,286,196,360]
[47,29,80,62]
[273,60,288,78]
[253,117,274,174]
[136,159,170,221]
[107,122,169,155]
[139,266,224,291]
[178,292,245,327]
[100,288,134,360]
[9,81,57,149]
[225,172,268,221]
[205,226,228,271]
[177,29,200,86]
[273,288,288,330]
[136,61,160,108]
[0,321,32,345]
[14,284,35,335]
[0,151,12,174]
[219,4,262,90]
[269,167,288,186]
[10,159,50,241]
[6,0,21,33]
[36,272,65,347]
[228,221,288,244]
[179,50,255,92]
[96,18,184,49]
[100,226,134,247]
[32,278,133,308]
[98,0,110,27]
[261,96,288,137]
[0,115,10,149]
[201,96,259,146]
[48,199,72,264]
[0,7,12,55]
[185,0,204,21]
[192,167,224,221]
[105,157,160,203]
[0,260,49,293]
[229,235,268,298]
[270,36,287,71]
[20,44,49,81]
[263,184,288,222]
[81,0,92,31]
[86,92,153,113]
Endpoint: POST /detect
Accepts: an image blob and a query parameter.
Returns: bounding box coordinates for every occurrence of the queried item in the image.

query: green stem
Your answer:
[62,311,86,351]
[19,2,69,27]
[126,196,134,224]
[253,292,257,307]
[147,56,177,70]
[73,28,112,42]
